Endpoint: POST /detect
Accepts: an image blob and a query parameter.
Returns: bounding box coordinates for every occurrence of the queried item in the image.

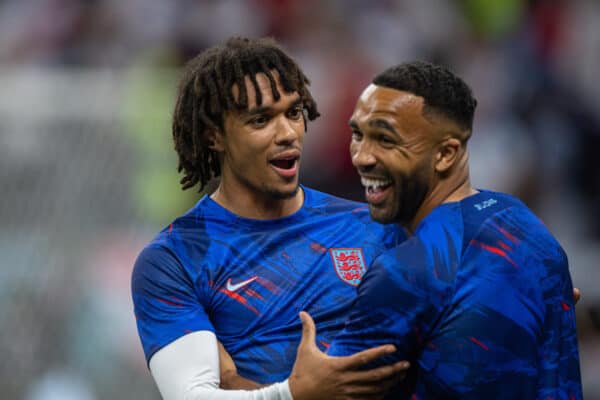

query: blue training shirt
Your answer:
[328,190,582,399]
[131,186,404,383]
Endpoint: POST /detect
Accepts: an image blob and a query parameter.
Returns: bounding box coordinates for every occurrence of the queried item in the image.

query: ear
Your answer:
[208,130,224,152]
[434,137,462,173]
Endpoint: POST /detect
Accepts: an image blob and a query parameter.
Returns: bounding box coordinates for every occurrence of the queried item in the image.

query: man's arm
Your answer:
[151,317,409,400]
[287,312,409,400]
[150,331,292,400]
[132,246,285,399]
[218,341,265,390]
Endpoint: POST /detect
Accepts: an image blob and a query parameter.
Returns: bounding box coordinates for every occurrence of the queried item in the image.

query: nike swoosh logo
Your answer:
[226,276,258,292]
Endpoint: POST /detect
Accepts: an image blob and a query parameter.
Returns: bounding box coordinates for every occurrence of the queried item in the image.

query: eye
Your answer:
[249,115,269,128]
[378,134,395,147]
[287,105,304,120]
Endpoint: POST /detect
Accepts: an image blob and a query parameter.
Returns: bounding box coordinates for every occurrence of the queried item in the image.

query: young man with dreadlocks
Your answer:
[131,37,409,400]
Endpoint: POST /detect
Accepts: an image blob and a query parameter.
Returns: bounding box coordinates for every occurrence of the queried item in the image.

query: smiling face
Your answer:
[212,71,305,208]
[349,84,443,225]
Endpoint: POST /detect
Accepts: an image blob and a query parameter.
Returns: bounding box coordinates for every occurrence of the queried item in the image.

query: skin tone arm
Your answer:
[218,341,265,390]
[220,312,409,399]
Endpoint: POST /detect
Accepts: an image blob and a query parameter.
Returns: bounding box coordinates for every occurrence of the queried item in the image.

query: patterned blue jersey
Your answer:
[131,186,404,383]
[328,190,582,399]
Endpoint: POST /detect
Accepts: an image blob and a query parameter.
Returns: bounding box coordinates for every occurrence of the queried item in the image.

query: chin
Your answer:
[368,206,396,224]
[268,184,299,199]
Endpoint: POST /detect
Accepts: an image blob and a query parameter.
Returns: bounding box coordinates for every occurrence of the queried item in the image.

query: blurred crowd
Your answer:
[0,0,598,398]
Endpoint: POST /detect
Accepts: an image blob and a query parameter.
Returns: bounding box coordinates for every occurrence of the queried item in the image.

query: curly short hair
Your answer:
[373,61,477,134]
[172,37,320,191]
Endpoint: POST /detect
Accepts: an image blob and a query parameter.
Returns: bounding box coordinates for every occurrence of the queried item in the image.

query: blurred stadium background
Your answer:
[0,0,599,398]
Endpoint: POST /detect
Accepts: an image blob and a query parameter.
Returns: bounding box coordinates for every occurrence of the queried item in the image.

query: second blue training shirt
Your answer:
[328,190,582,399]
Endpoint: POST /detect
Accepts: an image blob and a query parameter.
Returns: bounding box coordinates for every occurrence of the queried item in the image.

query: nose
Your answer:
[274,115,300,145]
[350,140,376,172]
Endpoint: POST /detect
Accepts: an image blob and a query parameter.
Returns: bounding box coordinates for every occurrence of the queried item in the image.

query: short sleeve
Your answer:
[131,245,214,364]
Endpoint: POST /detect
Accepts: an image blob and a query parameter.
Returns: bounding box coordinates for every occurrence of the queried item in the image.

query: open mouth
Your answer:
[361,177,392,204]
[269,153,300,178]
[270,158,296,170]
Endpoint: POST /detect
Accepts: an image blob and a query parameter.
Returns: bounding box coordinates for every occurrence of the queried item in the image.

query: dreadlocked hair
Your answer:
[172,36,320,191]
[373,61,477,135]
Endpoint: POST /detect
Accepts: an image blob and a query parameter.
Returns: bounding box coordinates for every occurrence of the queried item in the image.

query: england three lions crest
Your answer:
[330,248,366,286]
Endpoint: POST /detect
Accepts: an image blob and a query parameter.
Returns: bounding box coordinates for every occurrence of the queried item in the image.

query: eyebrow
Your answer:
[241,105,271,118]
[369,118,400,137]
[242,97,303,118]
[349,119,401,136]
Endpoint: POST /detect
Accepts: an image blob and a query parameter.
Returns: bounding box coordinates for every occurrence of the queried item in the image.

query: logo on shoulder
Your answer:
[474,198,497,211]
[330,248,366,286]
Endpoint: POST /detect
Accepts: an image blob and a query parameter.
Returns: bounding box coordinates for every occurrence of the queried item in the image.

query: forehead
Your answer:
[231,71,299,109]
[352,84,429,128]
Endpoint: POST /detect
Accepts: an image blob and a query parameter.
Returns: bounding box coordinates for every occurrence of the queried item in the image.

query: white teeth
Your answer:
[360,177,391,189]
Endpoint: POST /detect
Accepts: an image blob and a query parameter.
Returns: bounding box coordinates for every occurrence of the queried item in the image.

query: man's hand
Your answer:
[218,340,264,390]
[288,312,410,400]
[574,287,581,305]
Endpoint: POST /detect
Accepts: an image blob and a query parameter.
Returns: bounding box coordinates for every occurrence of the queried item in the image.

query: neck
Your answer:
[210,182,304,220]
[405,159,477,234]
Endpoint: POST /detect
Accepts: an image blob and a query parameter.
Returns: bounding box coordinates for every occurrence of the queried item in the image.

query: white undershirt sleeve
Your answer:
[149,331,293,400]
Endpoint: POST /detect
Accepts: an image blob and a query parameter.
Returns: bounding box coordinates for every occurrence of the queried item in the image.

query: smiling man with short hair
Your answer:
[326,61,583,399]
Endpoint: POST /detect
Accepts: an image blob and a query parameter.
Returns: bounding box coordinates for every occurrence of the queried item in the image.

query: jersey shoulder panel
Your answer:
[460,190,567,265]
[302,186,407,246]
[131,197,220,364]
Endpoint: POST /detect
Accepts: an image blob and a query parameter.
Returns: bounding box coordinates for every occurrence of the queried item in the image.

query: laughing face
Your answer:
[213,71,305,204]
[349,84,441,226]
